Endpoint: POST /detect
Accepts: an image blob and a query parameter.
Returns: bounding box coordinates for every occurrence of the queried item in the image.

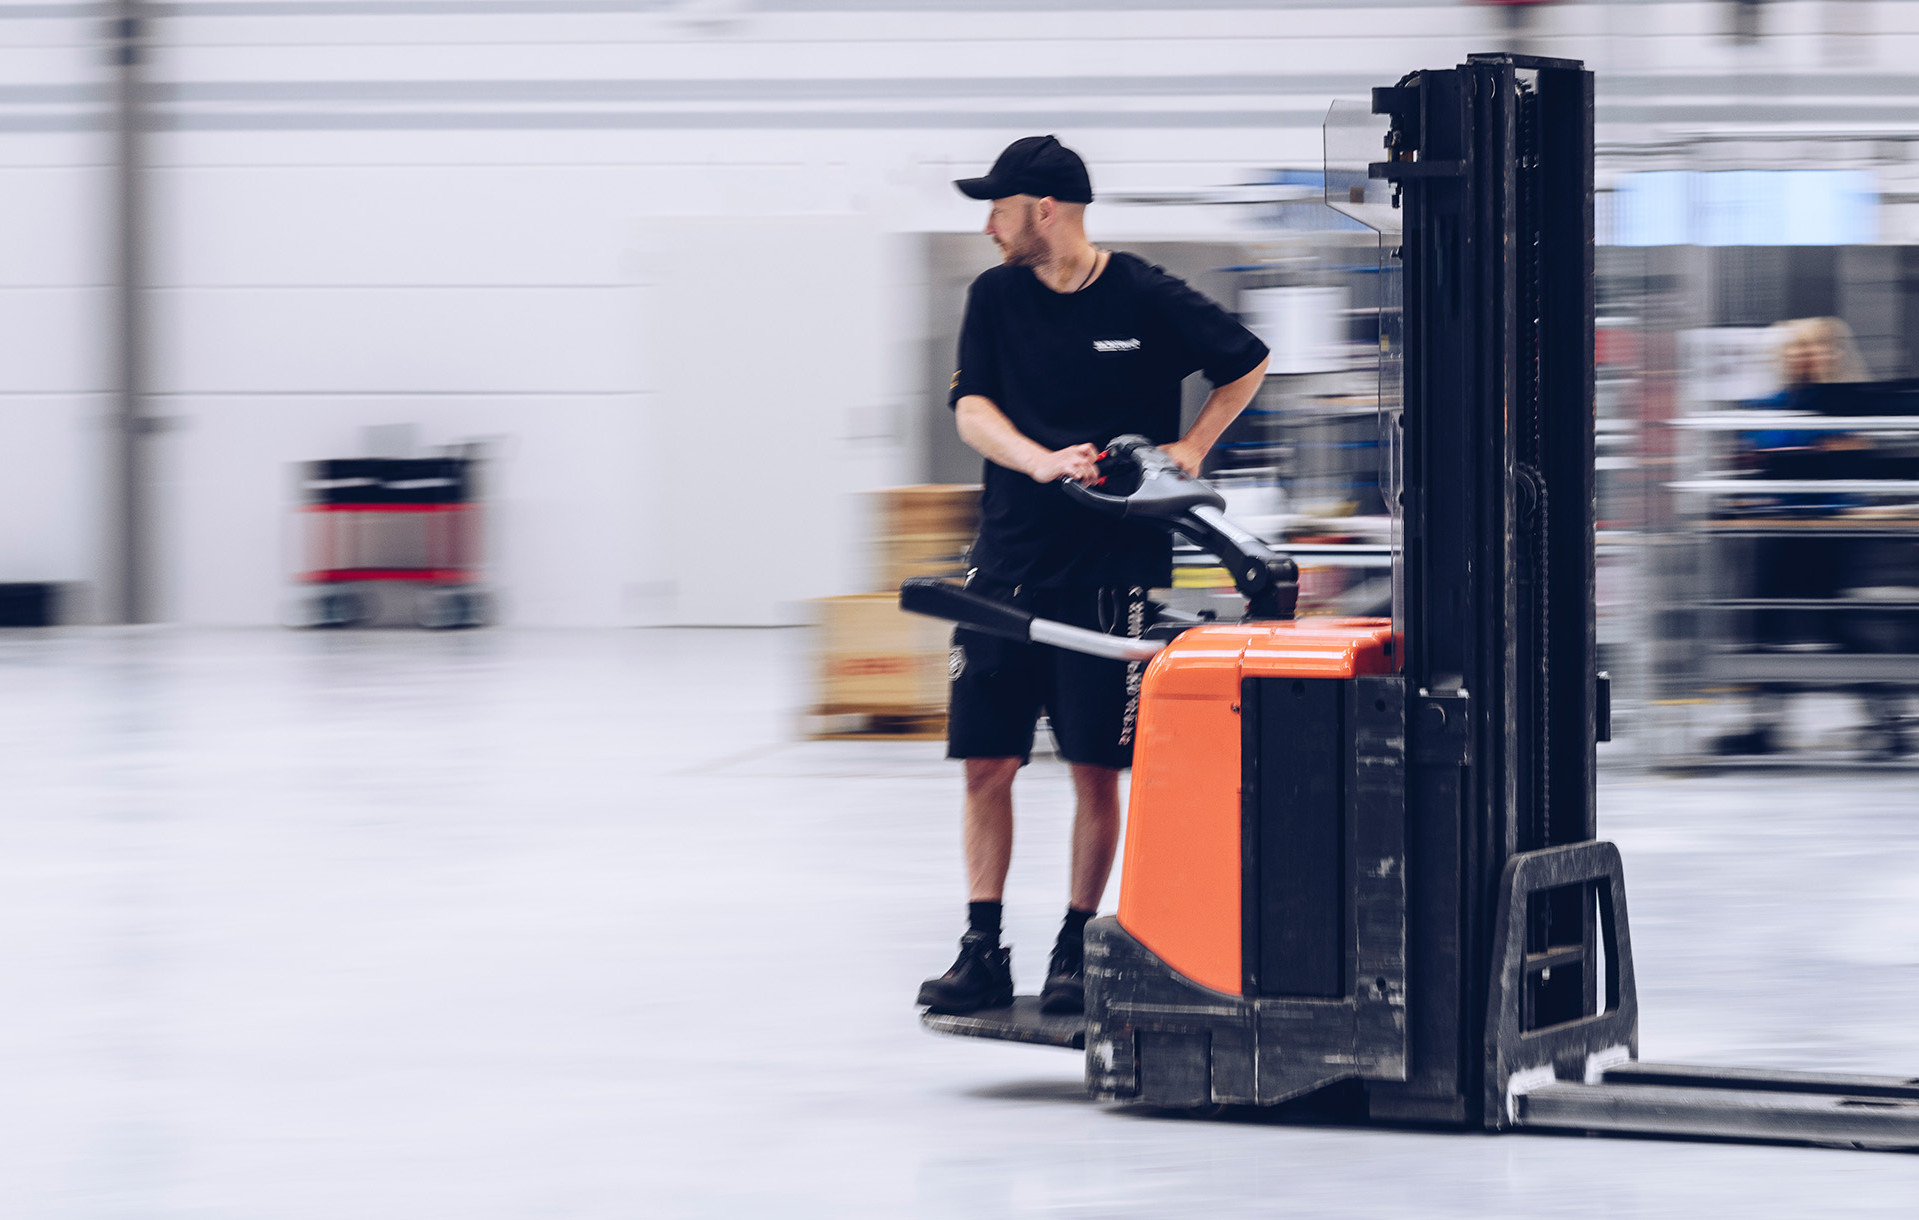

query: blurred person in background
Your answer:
[1715,316,1895,754]
[917,135,1269,1015]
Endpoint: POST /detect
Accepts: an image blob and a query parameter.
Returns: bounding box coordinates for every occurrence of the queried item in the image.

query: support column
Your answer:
[107,1,151,623]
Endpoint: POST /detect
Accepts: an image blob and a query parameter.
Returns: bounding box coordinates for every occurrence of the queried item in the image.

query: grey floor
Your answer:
[3,628,1917,1219]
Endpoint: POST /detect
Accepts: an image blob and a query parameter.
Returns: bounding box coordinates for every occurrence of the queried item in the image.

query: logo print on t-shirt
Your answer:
[1093,338,1141,353]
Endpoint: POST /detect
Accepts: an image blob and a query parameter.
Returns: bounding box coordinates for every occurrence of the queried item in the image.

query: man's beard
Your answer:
[995,230,1042,267]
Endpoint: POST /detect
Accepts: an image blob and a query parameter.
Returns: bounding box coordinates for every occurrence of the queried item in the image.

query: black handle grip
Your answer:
[898,577,1033,642]
[1060,477,1133,516]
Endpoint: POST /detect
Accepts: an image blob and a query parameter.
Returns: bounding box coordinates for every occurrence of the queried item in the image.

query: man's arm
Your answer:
[1161,356,1270,477]
[955,394,1101,484]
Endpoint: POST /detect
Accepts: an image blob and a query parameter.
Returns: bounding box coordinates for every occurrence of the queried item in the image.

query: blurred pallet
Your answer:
[805,706,947,741]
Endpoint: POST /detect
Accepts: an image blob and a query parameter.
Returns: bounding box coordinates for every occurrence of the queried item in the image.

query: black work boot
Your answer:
[917,931,1013,1014]
[1039,934,1086,1015]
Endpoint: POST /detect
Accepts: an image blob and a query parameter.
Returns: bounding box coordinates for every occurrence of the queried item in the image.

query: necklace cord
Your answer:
[1073,248,1100,293]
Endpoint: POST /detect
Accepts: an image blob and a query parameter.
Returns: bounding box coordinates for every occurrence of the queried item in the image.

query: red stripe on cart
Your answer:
[302,569,473,583]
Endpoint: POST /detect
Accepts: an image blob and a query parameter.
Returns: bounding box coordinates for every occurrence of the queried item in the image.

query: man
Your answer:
[917,135,1270,1015]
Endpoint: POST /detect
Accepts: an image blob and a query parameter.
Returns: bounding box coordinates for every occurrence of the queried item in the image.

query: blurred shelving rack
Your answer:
[1651,407,1919,764]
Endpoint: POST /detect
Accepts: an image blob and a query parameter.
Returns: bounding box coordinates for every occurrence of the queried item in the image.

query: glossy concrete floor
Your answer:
[2,628,1917,1219]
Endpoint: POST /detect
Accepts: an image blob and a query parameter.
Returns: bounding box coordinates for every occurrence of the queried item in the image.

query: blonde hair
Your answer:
[1772,316,1870,386]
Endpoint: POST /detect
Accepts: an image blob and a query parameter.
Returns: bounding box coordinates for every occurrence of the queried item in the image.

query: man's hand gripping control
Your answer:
[1028,443,1101,485]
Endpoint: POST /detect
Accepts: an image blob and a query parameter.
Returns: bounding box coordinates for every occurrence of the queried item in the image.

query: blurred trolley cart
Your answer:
[297,456,489,629]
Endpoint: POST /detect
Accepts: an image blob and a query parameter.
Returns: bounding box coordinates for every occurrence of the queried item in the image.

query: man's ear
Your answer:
[1034,196,1057,228]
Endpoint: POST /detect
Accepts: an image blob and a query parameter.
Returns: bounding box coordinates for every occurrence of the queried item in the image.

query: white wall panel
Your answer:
[637,213,905,625]
[0,288,108,394]
[0,131,109,171]
[144,126,812,168]
[0,45,99,86]
[145,146,1338,287]
[0,167,110,288]
[157,8,1493,54]
[156,38,1481,85]
[0,0,107,612]
[0,16,92,49]
[149,163,819,286]
[149,286,644,395]
[0,394,105,588]
[145,127,1312,179]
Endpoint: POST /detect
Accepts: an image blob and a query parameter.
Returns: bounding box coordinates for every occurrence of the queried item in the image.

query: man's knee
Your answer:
[964,756,1021,797]
[1068,763,1123,811]
[1068,762,1122,787]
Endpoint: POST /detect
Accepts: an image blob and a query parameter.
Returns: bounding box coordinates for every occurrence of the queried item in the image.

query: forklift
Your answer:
[900,53,1919,1148]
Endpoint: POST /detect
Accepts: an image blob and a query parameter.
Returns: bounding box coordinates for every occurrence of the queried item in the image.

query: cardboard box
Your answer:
[878,533,974,590]
[812,593,952,713]
[870,484,980,591]
[873,484,980,540]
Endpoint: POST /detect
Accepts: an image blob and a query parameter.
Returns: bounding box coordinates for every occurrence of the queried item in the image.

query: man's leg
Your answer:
[921,610,1037,1014]
[918,757,1021,1014]
[1067,762,1123,910]
[964,756,1022,901]
[1031,761,1123,1014]
[1037,587,1142,1014]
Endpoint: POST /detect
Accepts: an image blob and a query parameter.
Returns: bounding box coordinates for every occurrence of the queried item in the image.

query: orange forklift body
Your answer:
[1116,619,1397,995]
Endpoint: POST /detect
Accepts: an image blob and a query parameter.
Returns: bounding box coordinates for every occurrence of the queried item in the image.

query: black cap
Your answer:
[954,135,1093,204]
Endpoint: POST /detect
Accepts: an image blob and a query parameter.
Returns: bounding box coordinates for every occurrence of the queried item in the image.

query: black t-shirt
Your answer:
[948,251,1268,589]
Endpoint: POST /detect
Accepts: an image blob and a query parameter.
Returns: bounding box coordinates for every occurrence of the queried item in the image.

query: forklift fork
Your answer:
[1483,840,1638,1127]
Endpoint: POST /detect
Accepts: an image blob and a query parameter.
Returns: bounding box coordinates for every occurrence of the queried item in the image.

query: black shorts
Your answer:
[946,579,1148,770]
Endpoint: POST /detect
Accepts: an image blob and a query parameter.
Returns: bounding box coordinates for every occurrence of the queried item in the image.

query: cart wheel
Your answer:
[453,589,490,629]
[415,588,457,630]
[312,589,369,629]
[417,587,486,630]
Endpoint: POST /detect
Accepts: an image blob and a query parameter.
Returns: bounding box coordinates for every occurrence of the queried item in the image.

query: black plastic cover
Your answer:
[304,458,471,505]
[898,578,1033,643]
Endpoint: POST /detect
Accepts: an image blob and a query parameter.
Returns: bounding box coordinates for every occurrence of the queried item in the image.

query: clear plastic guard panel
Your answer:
[1376,217,1404,637]
[1325,97,1405,634]
[1324,98,1401,236]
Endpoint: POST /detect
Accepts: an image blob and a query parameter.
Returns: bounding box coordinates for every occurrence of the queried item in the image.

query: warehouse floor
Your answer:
[3,628,1917,1219]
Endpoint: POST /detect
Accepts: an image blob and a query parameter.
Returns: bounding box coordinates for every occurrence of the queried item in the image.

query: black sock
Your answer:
[968,900,1003,942]
[1058,906,1095,952]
